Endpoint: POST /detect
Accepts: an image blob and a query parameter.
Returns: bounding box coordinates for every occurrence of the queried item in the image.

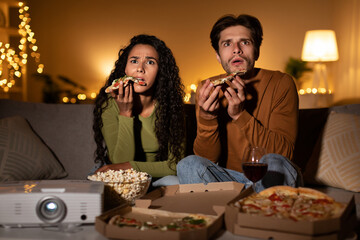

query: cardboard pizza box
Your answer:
[225,187,357,240]
[95,181,244,240]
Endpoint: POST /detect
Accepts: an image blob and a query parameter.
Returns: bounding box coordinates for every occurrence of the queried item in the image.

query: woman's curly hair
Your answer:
[93,34,185,168]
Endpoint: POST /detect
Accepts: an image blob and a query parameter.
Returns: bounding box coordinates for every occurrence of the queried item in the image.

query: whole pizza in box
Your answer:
[233,186,346,222]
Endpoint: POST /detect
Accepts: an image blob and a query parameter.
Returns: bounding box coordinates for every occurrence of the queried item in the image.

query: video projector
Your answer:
[0,180,104,228]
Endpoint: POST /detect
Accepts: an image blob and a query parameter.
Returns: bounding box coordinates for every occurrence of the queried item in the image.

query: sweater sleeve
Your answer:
[235,72,298,160]
[101,99,135,163]
[193,81,222,163]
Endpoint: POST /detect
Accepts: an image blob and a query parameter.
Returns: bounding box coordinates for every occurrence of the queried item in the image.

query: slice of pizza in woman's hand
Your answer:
[105,75,147,93]
[233,186,346,221]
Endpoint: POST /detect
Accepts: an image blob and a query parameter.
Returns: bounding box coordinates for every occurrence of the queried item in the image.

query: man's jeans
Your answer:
[176,154,301,192]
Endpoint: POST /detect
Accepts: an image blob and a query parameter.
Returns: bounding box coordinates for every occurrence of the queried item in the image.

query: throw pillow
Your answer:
[303,111,360,192]
[0,116,68,181]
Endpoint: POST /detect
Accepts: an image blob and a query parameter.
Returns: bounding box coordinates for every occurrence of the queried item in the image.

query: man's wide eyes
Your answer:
[241,40,251,45]
[222,41,251,47]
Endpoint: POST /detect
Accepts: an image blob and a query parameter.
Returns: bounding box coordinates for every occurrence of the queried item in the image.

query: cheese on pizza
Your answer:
[105,76,146,93]
[109,213,212,231]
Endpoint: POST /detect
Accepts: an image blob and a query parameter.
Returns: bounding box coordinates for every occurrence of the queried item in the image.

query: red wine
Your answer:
[242,162,268,183]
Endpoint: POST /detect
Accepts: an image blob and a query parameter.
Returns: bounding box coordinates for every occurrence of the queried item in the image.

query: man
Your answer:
[177,14,301,192]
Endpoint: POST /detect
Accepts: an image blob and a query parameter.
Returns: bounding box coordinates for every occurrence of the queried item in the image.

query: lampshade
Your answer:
[301,30,339,62]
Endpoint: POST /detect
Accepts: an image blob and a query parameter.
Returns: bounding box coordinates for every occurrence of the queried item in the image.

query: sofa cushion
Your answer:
[0,99,97,180]
[0,116,68,181]
[303,111,360,192]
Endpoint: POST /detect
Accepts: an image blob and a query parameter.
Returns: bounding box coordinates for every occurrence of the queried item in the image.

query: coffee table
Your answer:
[0,224,259,240]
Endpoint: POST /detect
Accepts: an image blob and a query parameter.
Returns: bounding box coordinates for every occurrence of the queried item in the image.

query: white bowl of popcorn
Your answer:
[87,169,151,206]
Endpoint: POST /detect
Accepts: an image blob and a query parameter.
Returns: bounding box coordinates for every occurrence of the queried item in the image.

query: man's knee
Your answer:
[177,155,195,170]
[264,153,298,187]
[177,155,207,169]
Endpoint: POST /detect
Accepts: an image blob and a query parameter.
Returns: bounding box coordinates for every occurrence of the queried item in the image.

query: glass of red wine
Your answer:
[242,146,268,190]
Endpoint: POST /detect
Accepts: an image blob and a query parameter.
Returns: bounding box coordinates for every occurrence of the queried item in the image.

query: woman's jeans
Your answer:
[176,154,302,192]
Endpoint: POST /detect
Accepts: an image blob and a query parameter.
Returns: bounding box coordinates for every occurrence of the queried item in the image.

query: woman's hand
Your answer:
[110,81,133,117]
[95,162,132,173]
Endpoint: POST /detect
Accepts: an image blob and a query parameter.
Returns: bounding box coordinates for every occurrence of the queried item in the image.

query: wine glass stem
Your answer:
[252,182,257,192]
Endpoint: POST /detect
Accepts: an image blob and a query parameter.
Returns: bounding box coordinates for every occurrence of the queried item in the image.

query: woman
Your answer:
[92,34,185,186]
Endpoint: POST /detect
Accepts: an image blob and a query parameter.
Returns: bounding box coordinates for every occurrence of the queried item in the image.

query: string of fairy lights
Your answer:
[0,1,196,103]
[0,1,44,93]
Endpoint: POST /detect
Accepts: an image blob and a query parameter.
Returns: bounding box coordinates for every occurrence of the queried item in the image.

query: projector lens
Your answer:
[36,196,67,223]
[45,202,57,213]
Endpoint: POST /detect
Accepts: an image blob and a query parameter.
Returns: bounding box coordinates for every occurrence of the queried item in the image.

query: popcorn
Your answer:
[87,169,151,203]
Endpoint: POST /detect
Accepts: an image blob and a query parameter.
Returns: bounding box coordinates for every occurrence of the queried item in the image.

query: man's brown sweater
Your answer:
[193,69,299,172]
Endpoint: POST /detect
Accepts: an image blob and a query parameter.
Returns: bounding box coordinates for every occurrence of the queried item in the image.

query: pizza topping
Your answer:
[105,75,147,93]
[210,70,247,86]
[109,214,210,231]
[233,186,346,222]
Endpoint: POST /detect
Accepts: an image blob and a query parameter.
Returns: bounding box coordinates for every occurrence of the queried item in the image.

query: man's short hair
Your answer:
[210,14,263,60]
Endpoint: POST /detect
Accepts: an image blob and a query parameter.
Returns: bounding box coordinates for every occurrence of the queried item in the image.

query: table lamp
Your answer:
[301,30,339,94]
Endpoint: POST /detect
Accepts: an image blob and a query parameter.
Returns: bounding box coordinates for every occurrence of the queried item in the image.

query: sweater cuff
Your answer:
[233,110,252,126]
[129,161,139,171]
[198,116,218,126]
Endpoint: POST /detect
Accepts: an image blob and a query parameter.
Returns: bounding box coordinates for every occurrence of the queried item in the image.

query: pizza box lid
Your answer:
[225,187,357,237]
[95,181,244,240]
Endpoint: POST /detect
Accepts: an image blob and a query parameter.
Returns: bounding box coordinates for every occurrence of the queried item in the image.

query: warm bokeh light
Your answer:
[184,93,191,103]
[62,97,69,103]
[190,84,197,92]
[77,93,87,100]
[298,88,332,95]
[1,2,44,93]
[90,92,97,99]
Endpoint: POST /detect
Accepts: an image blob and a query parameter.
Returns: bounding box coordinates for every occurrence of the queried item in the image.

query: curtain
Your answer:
[333,0,360,102]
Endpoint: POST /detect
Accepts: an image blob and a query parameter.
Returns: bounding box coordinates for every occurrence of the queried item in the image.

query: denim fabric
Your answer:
[88,162,105,176]
[176,154,299,192]
[152,175,180,187]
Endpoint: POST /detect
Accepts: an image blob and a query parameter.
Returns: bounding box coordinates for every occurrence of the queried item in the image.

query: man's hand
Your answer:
[197,79,221,120]
[95,162,132,173]
[223,76,246,120]
[110,81,133,117]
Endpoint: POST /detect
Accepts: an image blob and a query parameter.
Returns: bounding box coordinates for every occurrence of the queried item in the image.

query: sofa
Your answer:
[0,99,359,236]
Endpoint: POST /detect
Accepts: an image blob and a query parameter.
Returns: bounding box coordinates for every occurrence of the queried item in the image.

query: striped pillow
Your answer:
[304,111,360,192]
[0,116,68,181]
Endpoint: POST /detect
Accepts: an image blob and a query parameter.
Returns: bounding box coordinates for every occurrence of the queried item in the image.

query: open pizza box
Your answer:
[95,181,244,240]
[225,187,357,240]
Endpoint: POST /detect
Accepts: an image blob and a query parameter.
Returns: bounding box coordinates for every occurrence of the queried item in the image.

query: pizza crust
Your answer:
[298,187,334,202]
[258,185,298,197]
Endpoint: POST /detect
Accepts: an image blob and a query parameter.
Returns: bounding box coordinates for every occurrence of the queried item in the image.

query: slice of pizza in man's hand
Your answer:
[209,70,247,86]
